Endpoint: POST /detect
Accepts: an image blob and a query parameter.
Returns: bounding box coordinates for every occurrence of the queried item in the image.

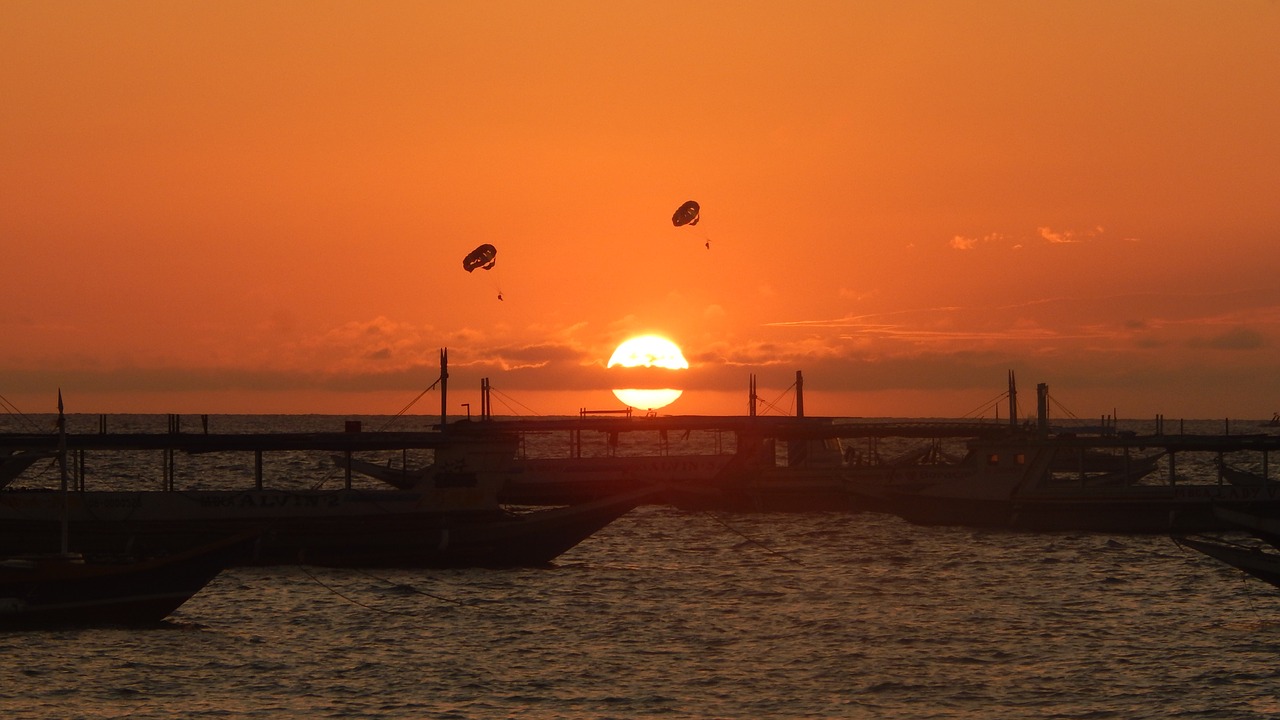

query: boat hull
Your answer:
[335,453,737,506]
[878,485,1280,533]
[0,534,250,628]
[0,487,653,568]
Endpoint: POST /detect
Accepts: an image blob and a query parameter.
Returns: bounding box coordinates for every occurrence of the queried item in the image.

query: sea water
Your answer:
[3,415,1280,719]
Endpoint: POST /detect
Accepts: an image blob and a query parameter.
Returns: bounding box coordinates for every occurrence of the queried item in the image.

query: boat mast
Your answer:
[1037,383,1050,435]
[57,389,69,554]
[440,348,449,428]
[1008,370,1018,427]
[795,371,804,418]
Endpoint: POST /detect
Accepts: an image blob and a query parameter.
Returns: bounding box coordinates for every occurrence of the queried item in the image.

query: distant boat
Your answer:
[0,533,251,629]
[849,430,1280,533]
[1264,413,1280,428]
[334,450,735,506]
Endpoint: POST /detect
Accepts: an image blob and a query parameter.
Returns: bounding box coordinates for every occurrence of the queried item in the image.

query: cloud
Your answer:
[1187,327,1266,351]
[1038,225,1107,244]
[949,233,1008,250]
[953,226,1117,249]
[838,287,877,301]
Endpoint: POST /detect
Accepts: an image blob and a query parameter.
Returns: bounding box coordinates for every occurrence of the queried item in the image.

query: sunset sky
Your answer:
[4,1,1280,421]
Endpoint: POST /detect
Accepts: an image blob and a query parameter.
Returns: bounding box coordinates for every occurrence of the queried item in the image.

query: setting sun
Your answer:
[4,3,1280,418]
[607,335,688,410]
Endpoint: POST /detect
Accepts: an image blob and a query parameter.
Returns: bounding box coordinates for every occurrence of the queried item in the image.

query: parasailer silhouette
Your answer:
[671,200,710,249]
[462,243,503,300]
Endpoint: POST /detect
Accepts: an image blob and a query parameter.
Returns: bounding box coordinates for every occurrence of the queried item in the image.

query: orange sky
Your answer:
[4,1,1280,420]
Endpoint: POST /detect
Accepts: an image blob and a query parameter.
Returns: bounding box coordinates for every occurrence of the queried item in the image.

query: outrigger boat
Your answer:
[1,395,247,628]
[334,445,735,506]
[1,533,252,629]
[849,385,1280,533]
[0,423,652,568]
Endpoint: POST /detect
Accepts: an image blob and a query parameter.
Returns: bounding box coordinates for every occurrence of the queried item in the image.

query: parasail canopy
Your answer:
[671,201,700,227]
[462,243,497,273]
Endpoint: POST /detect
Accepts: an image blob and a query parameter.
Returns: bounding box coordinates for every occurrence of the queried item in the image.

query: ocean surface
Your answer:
[4,414,1280,719]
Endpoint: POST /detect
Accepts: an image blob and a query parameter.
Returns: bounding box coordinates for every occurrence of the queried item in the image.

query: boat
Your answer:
[0,423,653,568]
[852,427,1280,533]
[1174,506,1280,590]
[1174,534,1280,589]
[334,449,736,505]
[1172,506,1280,591]
[1206,506,1280,546]
[847,381,1280,532]
[1217,461,1271,486]
[0,533,252,629]
[0,449,54,491]
[665,435,855,512]
[1,396,247,628]
[0,483,656,569]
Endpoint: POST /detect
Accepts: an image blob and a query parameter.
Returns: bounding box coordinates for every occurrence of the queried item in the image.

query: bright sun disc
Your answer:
[607,335,688,410]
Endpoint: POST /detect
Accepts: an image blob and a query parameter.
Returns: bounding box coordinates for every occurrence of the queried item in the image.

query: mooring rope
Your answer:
[704,511,806,567]
[353,567,470,608]
[297,565,469,616]
[298,566,415,615]
[0,393,44,432]
[485,385,543,417]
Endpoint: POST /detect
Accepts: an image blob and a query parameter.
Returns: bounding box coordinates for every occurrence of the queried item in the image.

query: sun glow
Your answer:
[607,335,688,410]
